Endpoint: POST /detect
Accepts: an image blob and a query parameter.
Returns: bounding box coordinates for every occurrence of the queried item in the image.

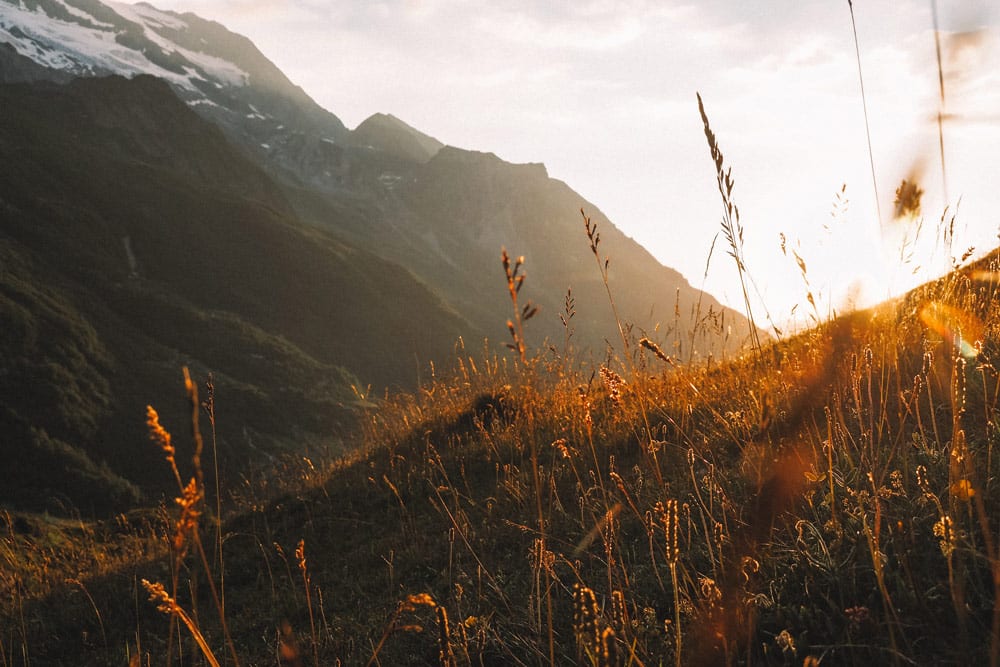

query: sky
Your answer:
[135,0,999,330]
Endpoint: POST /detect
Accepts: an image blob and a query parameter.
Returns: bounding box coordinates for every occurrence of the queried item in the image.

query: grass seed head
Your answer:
[573,584,601,658]
[146,406,175,468]
[599,366,626,407]
[172,478,202,554]
[662,499,680,564]
[933,515,956,556]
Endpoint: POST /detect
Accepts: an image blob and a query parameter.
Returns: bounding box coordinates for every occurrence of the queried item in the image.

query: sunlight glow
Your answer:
[132,0,999,325]
[919,300,983,359]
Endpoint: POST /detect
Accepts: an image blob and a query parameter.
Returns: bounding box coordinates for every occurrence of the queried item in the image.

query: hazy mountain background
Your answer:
[0,0,753,514]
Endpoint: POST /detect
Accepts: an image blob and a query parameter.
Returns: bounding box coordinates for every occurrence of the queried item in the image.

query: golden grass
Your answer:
[4,243,1000,664]
[3,96,1000,667]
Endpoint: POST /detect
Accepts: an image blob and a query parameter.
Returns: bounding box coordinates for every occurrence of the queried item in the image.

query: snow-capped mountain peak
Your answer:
[0,0,349,160]
[0,0,247,94]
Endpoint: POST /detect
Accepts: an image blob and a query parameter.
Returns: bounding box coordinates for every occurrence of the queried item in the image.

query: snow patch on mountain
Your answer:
[186,97,219,107]
[53,0,113,28]
[0,0,248,91]
[2,2,135,76]
[115,1,184,30]
[0,0,361,180]
[108,1,248,87]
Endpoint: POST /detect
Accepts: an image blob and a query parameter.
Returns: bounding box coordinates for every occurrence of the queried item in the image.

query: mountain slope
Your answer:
[0,0,348,137]
[0,0,350,187]
[351,112,444,163]
[0,0,753,360]
[404,147,732,354]
[0,73,473,514]
[0,0,755,513]
[291,146,749,359]
[0,39,71,81]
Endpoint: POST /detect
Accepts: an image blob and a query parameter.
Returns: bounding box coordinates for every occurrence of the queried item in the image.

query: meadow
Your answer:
[3,91,999,667]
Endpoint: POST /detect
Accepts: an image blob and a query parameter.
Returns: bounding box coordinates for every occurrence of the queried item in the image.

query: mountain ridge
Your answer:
[0,0,756,515]
[352,112,445,163]
[0,72,475,514]
[0,0,746,358]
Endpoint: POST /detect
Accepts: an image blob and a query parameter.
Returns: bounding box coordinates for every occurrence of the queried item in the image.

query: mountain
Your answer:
[290,145,748,360]
[0,72,472,514]
[0,0,752,360]
[351,112,445,164]
[401,148,723,353]
[0,0,348,133]
[0,0,756,514]
[0,40,71,81]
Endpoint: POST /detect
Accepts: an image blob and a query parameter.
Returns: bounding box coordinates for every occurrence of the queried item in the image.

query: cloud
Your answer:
[472,8,644,51]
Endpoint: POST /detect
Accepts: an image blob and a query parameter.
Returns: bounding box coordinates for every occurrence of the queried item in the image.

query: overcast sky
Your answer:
[137,0,999,328]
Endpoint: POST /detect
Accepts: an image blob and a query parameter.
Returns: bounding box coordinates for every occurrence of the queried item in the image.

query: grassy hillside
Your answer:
[3,240,999,665]
[0,75,474,514]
